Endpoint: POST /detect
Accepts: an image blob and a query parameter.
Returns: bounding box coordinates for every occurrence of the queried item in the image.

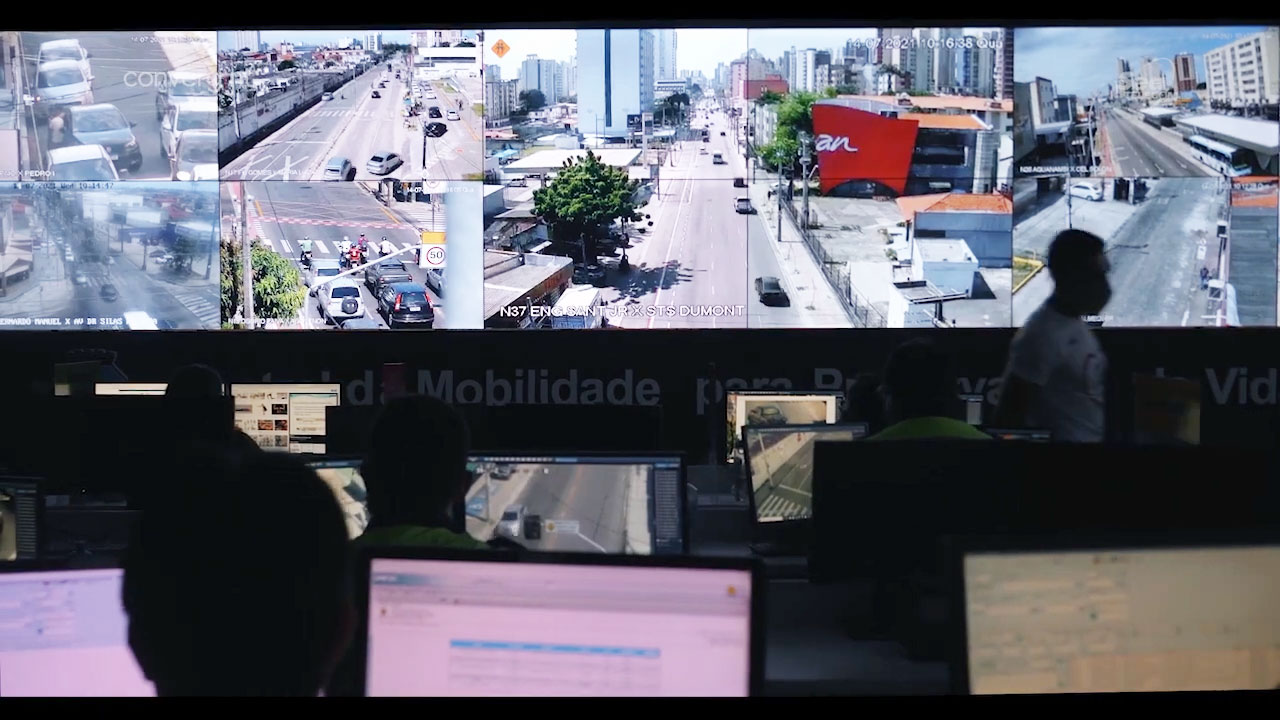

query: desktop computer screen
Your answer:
[464,454,685,555]
[0,568,154,696]
[984,428,1051,442]
[305,457,369,540]
[364,555,755,696]
[0,478,39,562]
[231,384,341,454]
[962,542,1280,694]
[744,424,867,523]
[726,391,842,461]
[94,383,170,396]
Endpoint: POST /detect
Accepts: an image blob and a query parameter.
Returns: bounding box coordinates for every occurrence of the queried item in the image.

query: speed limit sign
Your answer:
[423,245,446,268]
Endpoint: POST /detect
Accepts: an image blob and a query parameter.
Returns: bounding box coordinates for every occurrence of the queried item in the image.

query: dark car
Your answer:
[524,514,543,540]
[702,136,710,143]
[66,104,143,172]
[376,282,435,329]
[748,405,788,426]
[371,90,381,99]
[574,264,606,287]
[754,276,789,306]
[364,258,413,293]
[733,177,747,188]
[720,131,726,136]
[490,463,513,479]
[99,283,119,302]
[424,122,448,138]
[428,106,442,118]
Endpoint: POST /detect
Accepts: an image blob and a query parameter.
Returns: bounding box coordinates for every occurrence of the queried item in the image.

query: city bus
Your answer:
[1186,135,1252,176]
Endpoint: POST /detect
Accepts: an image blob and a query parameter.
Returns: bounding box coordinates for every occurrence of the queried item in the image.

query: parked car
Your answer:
[155,70,215,121]
[754,276,789,306]
[1069,182,1104,202]
[65,104,142,172]
[34,59,93,120]
[38,39,92,84]
[317,278,365,325]
[375,281,435,328]
[46,144,119,181]
[170,129,219,181]
[747,405,788,425]
[160,97,217,161]
[366,152,403,176]
[323,156,353,181]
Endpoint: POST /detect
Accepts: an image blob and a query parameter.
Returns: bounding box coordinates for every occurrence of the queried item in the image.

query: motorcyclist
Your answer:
[349,243,363,267]
[358,233,368,251]
[299,237,313,264]
[380,236,394,256]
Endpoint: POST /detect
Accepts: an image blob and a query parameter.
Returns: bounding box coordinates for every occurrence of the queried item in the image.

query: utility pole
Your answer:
[239,182,254,327]
[776,148,784,243]
[798,131,812,232]
[205,222,214,280]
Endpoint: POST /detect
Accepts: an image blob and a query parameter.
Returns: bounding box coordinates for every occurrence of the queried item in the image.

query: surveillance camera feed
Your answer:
[1013,26,1279,328]
[464,455,684,554]
[216,30,482,182]
[0,182,220,329]
[964,543,1280,694]
[725,391,841,460]
[306,458,369,539]
[745,424,867,523]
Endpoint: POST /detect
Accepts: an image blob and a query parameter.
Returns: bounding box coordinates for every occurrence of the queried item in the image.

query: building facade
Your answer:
[655,29,678,81]
[1174,52,1197,93]
[1205,27,1280,104]
[576,29,655,138]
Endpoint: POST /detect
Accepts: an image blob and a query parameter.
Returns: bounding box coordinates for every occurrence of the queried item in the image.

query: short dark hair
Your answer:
[122,451,350,696]
[880,338,955,418]
[1048,229,1105,281]
[362,395,471,525]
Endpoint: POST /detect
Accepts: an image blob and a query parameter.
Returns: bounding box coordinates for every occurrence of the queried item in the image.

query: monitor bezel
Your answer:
[459,450,689,555]
[742,423,868,528]
[229,383,343,455]
[356,546,765,698]
[944,527,1280,695]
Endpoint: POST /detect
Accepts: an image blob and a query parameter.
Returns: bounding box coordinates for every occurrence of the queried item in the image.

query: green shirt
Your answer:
[353,524,487,550]
[866,416,992,441]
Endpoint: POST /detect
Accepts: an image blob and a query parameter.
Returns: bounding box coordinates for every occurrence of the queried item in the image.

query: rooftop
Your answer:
[482,250,573,318]
[895,192,1012,221]
[1175,114,1280,153]
[916,238,977,263]
[900,113,988,130]
[839,94,1012,113]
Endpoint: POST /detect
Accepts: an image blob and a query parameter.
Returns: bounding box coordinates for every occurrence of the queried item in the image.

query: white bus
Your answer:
[122,311,159,330]
[1187,135,1252,176]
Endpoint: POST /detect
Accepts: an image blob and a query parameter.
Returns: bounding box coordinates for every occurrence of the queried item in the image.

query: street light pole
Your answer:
[239,182,254,327]
[798,131,812,232]
[775,148,784,243]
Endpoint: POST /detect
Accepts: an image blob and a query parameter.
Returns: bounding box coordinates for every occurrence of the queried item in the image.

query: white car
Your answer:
[34,59,93,120]
[160,97,218,160]
[446,110,460,121]
[155,70,215,121]
[497,504,526,538]
[37,39,92,83]
[170,129,219,181]
[317,278,365,324]
[366,152,403,176]
[47,144,119,181]
[1069,182,1104,202]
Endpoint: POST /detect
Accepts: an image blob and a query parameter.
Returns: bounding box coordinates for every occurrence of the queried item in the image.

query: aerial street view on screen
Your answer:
[747,426,859,522]
[727,392,837,460]
[219,179,468,329]
[217,30,483,183]
[1013,27,1279,180]
[1,32,217,182]
[0,181,220,329]
[464,459,651,554]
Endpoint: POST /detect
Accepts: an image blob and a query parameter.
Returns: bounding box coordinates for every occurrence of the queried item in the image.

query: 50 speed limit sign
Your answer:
[423,245,447,268]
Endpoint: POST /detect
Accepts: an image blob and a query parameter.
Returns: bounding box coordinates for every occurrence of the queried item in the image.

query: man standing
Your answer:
[48,108,66,149]
[994,230,1111,442]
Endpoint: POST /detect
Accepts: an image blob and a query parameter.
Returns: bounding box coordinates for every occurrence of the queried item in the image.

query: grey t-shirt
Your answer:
[1007,303,1107,442]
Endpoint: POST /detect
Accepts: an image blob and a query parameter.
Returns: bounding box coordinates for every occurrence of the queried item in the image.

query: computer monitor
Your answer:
[463,454,686,555]
[360,550,761,696]
[983,428,1051,442]
[231,384,341,454]
[952,533,1280,694]
[743,423,867,524]
[305,457,369,540]
[725,391,842,461]
[93,383,169,397]
[0,477,40,562]
[0,567,154,696]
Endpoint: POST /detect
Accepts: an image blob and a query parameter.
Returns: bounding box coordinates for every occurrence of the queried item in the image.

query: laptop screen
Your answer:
[305,457,369,540]
[0,568,154,697]
[0,478,39,562]
[744,424,866,523]
[963,543,1280,694]
[365,556,754,696]
[464,454,684,554]
[231,384,341,454]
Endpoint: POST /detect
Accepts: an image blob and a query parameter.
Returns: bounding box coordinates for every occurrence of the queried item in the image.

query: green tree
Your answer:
[758,91,820,173]
[823,86,839,98]
[455,40,476,47]
[220,238,306,326]
[518,89,546,112]
[277,59,296,71]
[834,83,861,95]
[755,89,784,106]
[533,151,642,263]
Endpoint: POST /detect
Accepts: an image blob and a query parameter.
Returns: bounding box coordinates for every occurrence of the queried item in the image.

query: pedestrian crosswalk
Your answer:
[258,236,420,258]
[754,492,810,522]
[170,287,220,328]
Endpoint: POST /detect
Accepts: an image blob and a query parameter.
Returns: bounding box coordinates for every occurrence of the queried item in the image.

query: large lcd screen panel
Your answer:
[963,543,1280,694]
[216,30,482,183]
[231,383,340,453]
[463,454,684,555]
[0,182,220,330]
[0,568,155,696]
[9,32,216,183]
[365,557,753,696]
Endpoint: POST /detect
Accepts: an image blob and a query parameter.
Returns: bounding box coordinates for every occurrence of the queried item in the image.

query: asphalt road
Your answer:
[238,181,443,329]
[495,464,630,554]
[21,31,212,180]
[604,110,750,328]
[750,436,817,521]
[221,65,480,182]
[1014,178,1226,327]
[1102,107,1210,178]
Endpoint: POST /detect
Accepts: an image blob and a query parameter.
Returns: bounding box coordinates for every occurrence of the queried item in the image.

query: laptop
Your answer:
[358,548,763,696]
[0,567,154,696]
[462,453,687,555]
[948,530,1280,694]
[0,477,41,562]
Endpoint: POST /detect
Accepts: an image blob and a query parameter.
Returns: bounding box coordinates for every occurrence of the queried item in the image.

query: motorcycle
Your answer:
[300,250,313,268]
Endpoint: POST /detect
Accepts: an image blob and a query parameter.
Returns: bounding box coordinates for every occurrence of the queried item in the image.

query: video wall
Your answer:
[0,26,1276,331]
